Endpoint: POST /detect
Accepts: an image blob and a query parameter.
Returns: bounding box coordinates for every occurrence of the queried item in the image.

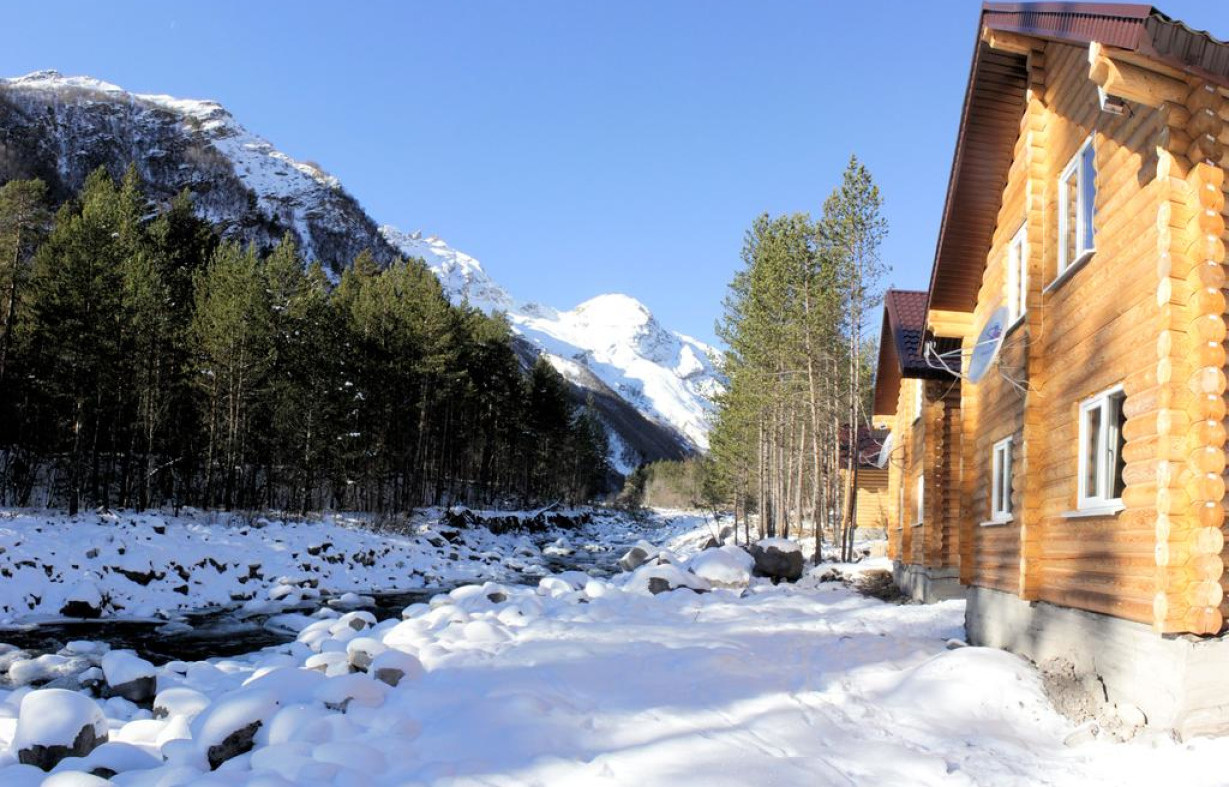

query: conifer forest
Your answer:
[0,167,610,515]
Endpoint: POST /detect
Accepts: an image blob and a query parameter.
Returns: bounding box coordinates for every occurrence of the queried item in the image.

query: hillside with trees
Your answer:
[0,167,610,514]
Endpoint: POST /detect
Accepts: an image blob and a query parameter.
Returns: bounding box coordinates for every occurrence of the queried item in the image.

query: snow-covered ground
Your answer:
[2,510,1229,785]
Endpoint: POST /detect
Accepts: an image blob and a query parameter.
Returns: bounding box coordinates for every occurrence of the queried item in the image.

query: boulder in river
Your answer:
[59,582,103,619]
[618,542,656,572]
[101,651,157,704]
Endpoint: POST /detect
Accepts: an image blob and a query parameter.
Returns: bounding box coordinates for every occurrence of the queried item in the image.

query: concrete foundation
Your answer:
[967,585,1229,738]
[892,562,964,603]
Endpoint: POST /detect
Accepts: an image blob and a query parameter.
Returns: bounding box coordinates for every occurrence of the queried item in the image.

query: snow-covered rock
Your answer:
[687,545,754,588]
[626,562,711,595]
[13,690,107,770]
[750,538,804,583]
[368,650,424,688]
[152,687,210,720]
[618,542,657,572]
[100,651,156,703]
[58,582,103,620]
[190,689,280,770]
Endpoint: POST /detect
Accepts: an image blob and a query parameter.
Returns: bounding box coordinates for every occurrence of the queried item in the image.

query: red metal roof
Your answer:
[873,290,960,416]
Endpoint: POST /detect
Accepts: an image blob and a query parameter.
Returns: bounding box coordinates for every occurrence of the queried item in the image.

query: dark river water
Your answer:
[0,551,618,665]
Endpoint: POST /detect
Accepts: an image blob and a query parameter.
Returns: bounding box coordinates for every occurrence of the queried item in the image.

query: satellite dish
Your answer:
[875,431,894,469]
[967,306,1009,384]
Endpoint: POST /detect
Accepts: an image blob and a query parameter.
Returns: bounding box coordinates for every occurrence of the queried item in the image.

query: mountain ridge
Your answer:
[0,70,722,469]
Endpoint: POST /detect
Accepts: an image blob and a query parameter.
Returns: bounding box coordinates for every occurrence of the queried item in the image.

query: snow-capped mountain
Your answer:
[0,70,401,273]
[381,229,724,462]
[0,71,723,468]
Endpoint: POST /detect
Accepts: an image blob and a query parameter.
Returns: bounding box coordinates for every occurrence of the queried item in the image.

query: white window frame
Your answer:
[990,436,1013,523]
[1057,136,1096,277]
[1077,384,1125,511]
[913,473,924,526]
[913,380,923,423]
[1006,224,1028,325]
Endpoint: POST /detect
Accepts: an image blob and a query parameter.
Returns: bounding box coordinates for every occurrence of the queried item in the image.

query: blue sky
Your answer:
[4,1,1226,346]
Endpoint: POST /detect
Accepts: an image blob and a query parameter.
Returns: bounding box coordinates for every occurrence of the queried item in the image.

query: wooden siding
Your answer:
[886,374,962,571]
[842,467,889,533]
[956,40,1229,634]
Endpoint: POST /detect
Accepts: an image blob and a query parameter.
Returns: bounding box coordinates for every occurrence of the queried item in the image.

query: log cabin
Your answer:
[838,426,891,539]
[872,290,964,601]
[924,2,1229,736]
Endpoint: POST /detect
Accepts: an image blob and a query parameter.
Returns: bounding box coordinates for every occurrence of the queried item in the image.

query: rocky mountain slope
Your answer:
[380,230,723,468]
[0,70,400,274]
[0,71,722,470]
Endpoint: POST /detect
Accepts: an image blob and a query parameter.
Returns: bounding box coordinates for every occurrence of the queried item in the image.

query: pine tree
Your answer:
[0,179,50,390]
[191,241,273,509]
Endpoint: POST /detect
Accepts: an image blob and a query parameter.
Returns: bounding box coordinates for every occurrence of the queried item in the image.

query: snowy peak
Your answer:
[382,230,724,456]
[380,226,516,313]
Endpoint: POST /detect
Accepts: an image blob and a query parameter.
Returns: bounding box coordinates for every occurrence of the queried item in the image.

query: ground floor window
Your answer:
[1078,385,1125,510]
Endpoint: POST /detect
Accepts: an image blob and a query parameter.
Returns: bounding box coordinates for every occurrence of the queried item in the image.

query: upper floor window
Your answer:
[1006,224,1028,324]
[1058,137,1096,276]
[1078,385,1125,511]
[991,436,1013,522]
[913,380,923,423]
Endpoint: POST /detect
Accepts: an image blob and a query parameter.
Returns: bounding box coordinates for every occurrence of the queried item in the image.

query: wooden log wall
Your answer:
[854,467,890,531]
[1161,82,1227,635]
[1018,45,1048,601]
[962,47,1033,595]
[958,41,1199,626]
[908,378,928,566]
[930,381,963,571]
[1032,42,1166,626]
[884,413,901,561]
[887,372,964,573]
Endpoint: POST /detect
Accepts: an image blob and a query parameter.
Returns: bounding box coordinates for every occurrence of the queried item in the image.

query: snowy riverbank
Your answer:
[0,507,684,625]
[2,510,1229,784]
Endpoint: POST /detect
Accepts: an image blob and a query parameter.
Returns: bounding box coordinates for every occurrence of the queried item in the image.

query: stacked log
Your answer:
[1018,46,1048,601]
[1152,82,1226,635]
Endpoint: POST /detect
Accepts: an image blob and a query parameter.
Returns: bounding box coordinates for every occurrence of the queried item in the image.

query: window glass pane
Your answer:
[1084,405,1102,499]
[992,447,1002,515]
[1063,170,1078,268]
[1109,392,1126,499]
[1019,235,1028,317]
[1003,447,1012,514]
[1006,243,1016,321]
[1081,143,1096,252]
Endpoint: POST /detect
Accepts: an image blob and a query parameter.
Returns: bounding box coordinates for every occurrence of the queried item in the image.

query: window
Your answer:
[1006,225,1028,324]
[914,474,924,525]
[991,436,1013,522]
[913,380,924,423]
[1058,137,1096,275]
[1077,386,1126,510]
